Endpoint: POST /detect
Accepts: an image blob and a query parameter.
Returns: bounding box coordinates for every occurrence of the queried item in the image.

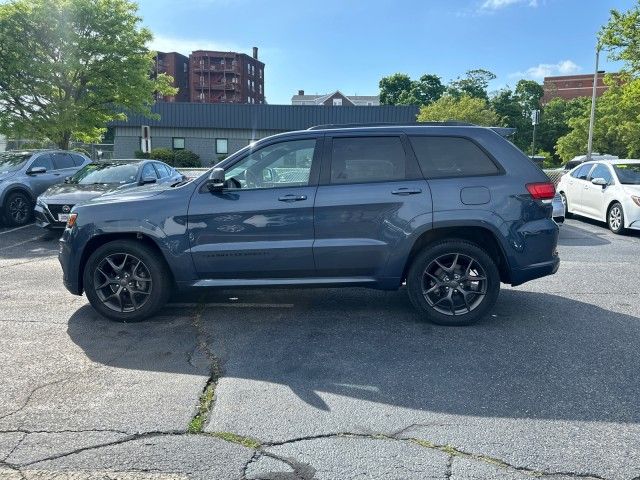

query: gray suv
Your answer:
[59,124,559,326]
[0,150,90,226]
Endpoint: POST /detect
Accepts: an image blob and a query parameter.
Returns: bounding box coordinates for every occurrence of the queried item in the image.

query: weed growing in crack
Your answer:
[188,381,216,434]
[210,431,261,450]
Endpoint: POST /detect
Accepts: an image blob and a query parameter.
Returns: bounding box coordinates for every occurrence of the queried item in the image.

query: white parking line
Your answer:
[169,302,294,308]
[0,224,34,235]
[0,235,43,251]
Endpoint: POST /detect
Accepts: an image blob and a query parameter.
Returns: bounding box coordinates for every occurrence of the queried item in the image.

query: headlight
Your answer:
[632,195,640,207]
[66,213,78,228]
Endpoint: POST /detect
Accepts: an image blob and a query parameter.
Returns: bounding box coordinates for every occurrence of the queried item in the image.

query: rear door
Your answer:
[188,136,321,279]
[313,133,431,280]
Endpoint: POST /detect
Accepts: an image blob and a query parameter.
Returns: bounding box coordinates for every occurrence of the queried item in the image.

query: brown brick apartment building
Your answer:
[542,72,614,104]
[189,47,264,104]
[154,52,190,102]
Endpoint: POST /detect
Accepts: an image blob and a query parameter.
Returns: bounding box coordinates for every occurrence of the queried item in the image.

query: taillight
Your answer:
[526,182,556,200]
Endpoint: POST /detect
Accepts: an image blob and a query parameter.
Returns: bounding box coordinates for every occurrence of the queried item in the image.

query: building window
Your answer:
[259,68,262,79]
[259,84,262,94]
[333,98,343,106]
[183,62,187,73]
[173,137,185,150]
[216,138,228,154]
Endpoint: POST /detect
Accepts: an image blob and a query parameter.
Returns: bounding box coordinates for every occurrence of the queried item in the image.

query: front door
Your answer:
[313,134,432,279]
[27,153,60,196]
[188,137,321,279]
[582,163,613,219]
[566,163,594,215]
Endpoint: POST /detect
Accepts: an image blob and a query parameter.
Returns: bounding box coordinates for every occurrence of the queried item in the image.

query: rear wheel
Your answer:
[4,192,33,226]
[560,192,572,219]
[83,240,170,322]
[406,240,500,326]
[607,202,625,234]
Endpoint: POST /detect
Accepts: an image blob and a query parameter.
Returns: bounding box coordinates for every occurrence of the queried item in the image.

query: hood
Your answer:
[623,184,640,196]
[40,183,118,204]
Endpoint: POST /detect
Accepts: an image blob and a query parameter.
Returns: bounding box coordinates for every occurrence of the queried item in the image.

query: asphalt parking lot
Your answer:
[0,219,638,480]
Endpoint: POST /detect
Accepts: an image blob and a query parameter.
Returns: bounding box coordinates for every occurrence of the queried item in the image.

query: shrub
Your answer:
[134,150,150,159]
[148,147,174,163]
[173,149,201,168]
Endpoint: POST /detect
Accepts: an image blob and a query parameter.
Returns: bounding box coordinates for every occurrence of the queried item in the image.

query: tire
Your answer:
[4,191,33,226]
[607,202,625,234]
[560,192,572,219]
[83,240,171,322]
[406,240,500,326]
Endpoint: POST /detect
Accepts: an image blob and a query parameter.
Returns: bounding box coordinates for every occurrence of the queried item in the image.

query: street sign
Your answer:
[531,110,540,126]
[141,126,151,153]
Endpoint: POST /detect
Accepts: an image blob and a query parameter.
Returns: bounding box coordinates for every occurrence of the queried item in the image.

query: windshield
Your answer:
[613,164,640,185]
[0,152,30,173]
[70,163,139,185]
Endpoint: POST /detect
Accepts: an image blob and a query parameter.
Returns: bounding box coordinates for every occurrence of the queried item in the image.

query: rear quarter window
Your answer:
[409,136,500,179]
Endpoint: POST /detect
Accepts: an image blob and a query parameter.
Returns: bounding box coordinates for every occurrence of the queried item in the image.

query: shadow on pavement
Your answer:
[67,287,639,424]
[557,222,610,247]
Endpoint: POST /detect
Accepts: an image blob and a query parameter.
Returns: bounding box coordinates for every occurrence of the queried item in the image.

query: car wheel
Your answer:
[406,240,500,326]
[607,202,625,234]
[83,240,171,322]
[4,191,33,226]
[560,192,572,218]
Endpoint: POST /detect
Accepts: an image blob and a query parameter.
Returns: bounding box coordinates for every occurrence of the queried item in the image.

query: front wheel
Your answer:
[406,240,500,326]
[83,240,171,322]
[4,191,33,226]
[608,202,625,234]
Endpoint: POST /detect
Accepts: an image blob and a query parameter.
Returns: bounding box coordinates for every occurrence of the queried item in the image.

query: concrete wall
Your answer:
[113,127,284,165]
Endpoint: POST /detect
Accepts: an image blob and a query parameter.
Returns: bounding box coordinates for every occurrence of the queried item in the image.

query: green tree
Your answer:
[0,0,176,149]
[600,1,640,74]
[536,96,589,160]
[380,73,445,107]
[417,94,499,126]
[448,69,496,101]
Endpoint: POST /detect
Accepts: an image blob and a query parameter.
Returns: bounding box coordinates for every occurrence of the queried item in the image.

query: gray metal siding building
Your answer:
[111,103,420,165]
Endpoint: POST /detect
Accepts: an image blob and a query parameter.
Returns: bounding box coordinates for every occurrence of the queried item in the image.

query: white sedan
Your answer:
[557,159,640,234]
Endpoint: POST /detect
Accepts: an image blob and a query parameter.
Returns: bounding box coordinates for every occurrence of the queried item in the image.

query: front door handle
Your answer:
[391,187,422,195]
[278,194,307,202]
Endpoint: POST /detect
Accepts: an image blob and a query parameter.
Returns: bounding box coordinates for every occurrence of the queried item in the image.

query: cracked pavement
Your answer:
[0,219,638,479]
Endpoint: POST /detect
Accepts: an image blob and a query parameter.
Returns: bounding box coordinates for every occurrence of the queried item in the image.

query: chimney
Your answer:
[252,47,258,59]
[298,90,304,96]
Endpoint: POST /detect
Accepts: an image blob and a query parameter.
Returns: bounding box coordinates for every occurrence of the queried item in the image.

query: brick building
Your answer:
[154,52,190,102]
[542,73,615,104]
[189,47,264,104]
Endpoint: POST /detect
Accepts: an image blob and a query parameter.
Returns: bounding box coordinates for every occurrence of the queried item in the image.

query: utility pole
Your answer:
[530,109,540,157]
[587,46,600,161]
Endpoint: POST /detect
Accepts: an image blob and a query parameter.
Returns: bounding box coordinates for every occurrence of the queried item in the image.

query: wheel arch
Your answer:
[401,225,511,284]
[77,232,175,294]
[1,185,36,207]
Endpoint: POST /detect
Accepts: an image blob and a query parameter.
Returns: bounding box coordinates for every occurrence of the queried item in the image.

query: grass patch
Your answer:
[187,381,216,434]
[210,431,261,449]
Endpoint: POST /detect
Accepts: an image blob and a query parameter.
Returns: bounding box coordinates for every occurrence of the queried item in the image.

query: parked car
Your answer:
[552,193,565,224]
[557,153,619,172]
[59,124,559,326]
[0,150,90,226]
[557,159,640,234]
[35,160,184,229]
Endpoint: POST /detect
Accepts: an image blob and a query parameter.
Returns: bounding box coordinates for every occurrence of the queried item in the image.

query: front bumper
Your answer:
[34,204,66,230]
[59,231,83,295]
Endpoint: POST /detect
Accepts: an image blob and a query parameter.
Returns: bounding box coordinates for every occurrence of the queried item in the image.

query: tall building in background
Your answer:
[542,72,617,104]
[189,47,265,104]
[154,52,190,102]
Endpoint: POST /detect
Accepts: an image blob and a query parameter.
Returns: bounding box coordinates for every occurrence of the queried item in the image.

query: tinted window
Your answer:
[572,164,592,180]
[52,153,75,170]
[30,154,53,171]
[409,136,499,178]
[225,139,315,189]
[330,136,405,184]
[142,163,158,179]
[589,164,612,184]
[613,163,640,185]
[154,163,171,178]
[71,153,86,167]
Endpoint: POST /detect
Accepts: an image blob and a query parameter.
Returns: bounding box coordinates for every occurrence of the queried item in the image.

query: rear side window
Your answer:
[52,153,75,170]
[330,136,406,184]
[409,136,499,179]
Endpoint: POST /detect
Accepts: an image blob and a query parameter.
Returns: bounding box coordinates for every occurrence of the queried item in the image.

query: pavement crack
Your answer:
[444,454,453,480]
[187,303,222,434]
[2,432,26,463]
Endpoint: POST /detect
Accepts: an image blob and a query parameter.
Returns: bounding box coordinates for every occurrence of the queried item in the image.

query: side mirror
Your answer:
[591,177,608,187]
[139,175,157,185]
[27,166,46,175]
[207,167,225,191]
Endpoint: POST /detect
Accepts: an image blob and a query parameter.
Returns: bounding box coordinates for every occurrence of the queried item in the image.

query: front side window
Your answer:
[224,139,315,190]
[30,154,53,171]
[141,163,158,179]
[409,136,499,179]
[572,164,593,180]
[154,163,171,178]
[589,164,613,184]
[173,137,185,150]
[330,136,406,184]
[216,139,228,154]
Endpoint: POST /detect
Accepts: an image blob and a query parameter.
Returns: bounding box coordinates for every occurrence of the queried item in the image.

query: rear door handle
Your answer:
[391,188,422,195]
[278,194,307,202]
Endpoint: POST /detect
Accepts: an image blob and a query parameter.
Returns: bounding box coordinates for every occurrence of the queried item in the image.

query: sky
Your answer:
[139,0,636,105]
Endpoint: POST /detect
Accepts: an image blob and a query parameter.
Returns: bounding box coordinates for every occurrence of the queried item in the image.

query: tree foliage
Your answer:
[0,0,176,149]
[600,1,640,74]
[417,94,499,126]
[448,69,496,101]
[379,73,445,107]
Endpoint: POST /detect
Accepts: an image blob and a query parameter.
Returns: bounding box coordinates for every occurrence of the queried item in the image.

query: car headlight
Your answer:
[632,195,640,207]
[66,213,78,229]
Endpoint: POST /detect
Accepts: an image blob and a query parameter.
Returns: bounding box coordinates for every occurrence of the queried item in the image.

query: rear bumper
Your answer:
[510,255,560,286]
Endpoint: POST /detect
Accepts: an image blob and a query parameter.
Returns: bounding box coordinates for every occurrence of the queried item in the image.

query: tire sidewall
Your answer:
[560,192,571,218]
[83,240,170,322]
[608,202,625,234]
[407,241,500,326]
[4,192,33,226]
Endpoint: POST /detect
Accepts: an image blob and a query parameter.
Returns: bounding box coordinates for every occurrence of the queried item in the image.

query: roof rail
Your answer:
[307,121,476,130]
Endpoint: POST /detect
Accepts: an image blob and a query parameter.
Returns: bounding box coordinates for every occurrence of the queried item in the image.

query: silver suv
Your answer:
[0,150,91,226]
